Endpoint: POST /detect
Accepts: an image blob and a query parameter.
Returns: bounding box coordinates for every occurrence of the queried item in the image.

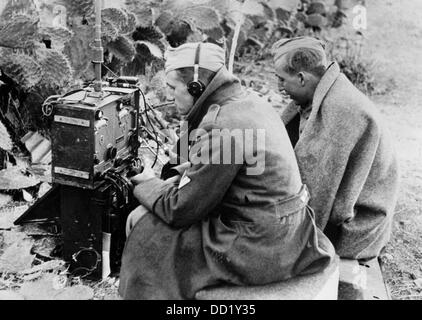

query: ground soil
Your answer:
[362,0,422,300]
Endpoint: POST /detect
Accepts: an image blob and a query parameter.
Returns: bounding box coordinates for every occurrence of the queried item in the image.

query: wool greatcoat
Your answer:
[118,66,335,300]
[281,62,399,260]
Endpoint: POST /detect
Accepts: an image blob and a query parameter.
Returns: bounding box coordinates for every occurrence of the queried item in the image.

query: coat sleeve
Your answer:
[329,116,399,260]
[133,122,243,228]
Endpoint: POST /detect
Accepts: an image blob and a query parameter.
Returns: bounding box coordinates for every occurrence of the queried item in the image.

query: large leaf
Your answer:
[306,2,327,15]
[162,0,209,12]
[206,0,242,23]
[39,26,74,49]
[0,15,38,49]
[203,26,225,42]
[102,18,120,43]
[62,0,94,17]
[267,0,300,12]
[120,9,137,34]
[128,7,153,28]
[133,26,165,45]
[0,0,38,22]
[107,36,136,63]
[242,0,265,16]
[155,10,175,34]
[37,49,73,89]
[306,13,327,28]
[276,7,293,24]
[135,41,163,59]
[63,25,95,79]
[261,1,276,20]
[102,7,128,33]
[163,20,193,47]
[125,0,166,27]
[179,6,221,32]
[0,53,43,90]
[0,121,12,151]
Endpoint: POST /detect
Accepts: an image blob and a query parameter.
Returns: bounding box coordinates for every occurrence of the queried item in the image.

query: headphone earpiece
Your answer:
[187,80,205,97]
[187,43,205,98]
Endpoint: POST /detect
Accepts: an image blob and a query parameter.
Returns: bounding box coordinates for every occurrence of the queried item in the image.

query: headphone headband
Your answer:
[187,43,205,98]
[193,43,201,82]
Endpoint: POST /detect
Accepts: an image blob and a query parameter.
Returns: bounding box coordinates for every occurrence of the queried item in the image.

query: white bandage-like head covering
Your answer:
[164,42,226,74]
[272,36,326,67]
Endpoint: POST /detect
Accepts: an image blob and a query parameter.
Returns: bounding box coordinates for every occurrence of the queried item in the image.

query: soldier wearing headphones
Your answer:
[119,42,335,300]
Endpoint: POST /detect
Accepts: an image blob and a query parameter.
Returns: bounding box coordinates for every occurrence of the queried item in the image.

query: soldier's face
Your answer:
[275,56,308,106]
[166,70,195,116]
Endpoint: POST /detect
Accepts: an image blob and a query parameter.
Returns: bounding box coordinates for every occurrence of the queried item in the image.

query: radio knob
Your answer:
[93,155,100,165]
[107,145,117,160]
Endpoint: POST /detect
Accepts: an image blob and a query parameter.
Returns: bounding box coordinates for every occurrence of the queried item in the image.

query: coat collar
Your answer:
[281,62,341,124]
[185,66,244,130]
[311,61,340,111]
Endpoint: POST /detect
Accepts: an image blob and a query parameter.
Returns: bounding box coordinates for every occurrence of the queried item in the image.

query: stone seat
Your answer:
[338,258,391,300]
[195,255,340,300]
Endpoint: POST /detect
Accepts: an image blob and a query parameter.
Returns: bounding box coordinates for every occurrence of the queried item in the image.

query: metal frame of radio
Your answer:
[51,82,142,189]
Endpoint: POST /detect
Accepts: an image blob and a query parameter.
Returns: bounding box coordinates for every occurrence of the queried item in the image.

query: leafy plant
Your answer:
[0,120,13,152]
[326,34,377,95]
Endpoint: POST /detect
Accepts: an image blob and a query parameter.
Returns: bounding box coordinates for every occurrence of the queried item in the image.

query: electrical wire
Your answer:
[71,247,101,278]
[101,63,162,168]
[138,88,160,168]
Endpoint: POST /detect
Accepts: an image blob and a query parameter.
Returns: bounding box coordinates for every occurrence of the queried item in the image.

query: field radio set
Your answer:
[50,76,142,189]
[15,1,150,279]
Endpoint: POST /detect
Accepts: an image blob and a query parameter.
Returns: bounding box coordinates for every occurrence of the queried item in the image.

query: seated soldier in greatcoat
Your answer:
[273,37,399,261]
[118,42,335,300]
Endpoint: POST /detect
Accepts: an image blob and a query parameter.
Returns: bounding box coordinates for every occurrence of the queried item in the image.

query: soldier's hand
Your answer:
[130,166,156,185]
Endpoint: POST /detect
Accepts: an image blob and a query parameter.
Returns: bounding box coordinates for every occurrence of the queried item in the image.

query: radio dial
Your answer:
[107,145,117,160]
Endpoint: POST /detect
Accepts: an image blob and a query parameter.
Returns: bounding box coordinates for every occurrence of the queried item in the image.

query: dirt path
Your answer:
[364,0,422,299]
